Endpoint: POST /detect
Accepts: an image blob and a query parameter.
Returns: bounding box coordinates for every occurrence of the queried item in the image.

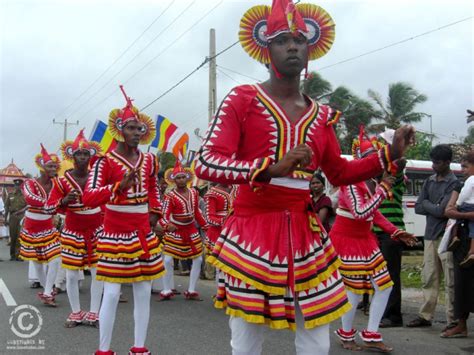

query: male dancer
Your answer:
[195,0,415,353]
[83,86,164,355]
[330,130,415,352]
[20,145,61,306]
[160,161,207,300]
[48,130,104,327]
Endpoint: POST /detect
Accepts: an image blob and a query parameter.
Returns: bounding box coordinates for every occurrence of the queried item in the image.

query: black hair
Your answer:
[462,150,474,164]
[311,172,325,186]
[429,144,453,162]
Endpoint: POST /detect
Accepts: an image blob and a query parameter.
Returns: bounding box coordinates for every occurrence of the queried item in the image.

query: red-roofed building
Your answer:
[0,160,26,194]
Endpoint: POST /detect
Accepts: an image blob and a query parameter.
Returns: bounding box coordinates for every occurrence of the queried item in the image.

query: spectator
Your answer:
[408,145,458,329]
[442,152,474,338]
[376,168,407,328]
[310,173,334,233]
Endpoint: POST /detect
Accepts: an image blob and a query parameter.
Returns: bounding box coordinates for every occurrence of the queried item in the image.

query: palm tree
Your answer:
[328,86,378,154]
[302,71,332,101]
[368,82,428,131]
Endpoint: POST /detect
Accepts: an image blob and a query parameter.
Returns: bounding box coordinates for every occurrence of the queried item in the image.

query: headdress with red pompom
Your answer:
[239,0,335,72]
[60,129,102,162]
[352,126,385,159]
[108,85,156,145]
[34,144,61,171]
[164,159,194,186]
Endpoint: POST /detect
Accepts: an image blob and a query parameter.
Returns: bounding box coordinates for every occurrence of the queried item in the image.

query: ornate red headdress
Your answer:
[352,126,384,159]
[164,159,194,186]
[108,85,156,145]
[34,144,60,171]
[239,0,335,64]
[60,129,102,162]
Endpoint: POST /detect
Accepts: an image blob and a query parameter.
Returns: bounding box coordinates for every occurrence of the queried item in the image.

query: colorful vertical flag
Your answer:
[89,120,117,153]
[150,115,189,159]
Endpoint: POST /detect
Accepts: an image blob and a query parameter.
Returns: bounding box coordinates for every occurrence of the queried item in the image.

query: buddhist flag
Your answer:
[150,115,189,159]
[89,120,117,153]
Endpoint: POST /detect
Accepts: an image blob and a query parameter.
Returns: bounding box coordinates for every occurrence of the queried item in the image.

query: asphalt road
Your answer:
[0,241,472,355]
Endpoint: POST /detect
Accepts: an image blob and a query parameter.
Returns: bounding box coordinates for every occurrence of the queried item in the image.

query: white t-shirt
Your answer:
[457,175,474,206]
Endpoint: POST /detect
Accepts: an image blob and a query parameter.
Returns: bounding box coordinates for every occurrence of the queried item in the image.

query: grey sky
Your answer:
[1,0,473,175]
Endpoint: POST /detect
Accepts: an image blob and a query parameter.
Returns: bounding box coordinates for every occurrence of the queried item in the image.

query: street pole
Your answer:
[53,118,79,141]
[428,114,433,146]
[208,28,217,122]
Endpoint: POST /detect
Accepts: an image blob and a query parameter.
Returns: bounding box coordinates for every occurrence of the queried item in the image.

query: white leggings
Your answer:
[66,268,103,313]
[99,281,152,351]
[342,281,392,333]
[32,258,60,296]
[229,305,330,355]
[162,255,202,293]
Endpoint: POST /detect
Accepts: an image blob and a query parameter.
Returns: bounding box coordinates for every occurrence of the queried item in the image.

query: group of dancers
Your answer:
[16,0,419,354]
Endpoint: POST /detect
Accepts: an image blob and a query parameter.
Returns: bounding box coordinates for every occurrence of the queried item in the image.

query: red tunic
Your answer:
[83,150,164,283]
[195,84,390,330]
[203,186,234,251]
[330,181,397,294]
[20,179,60,263]
[161,187,206,259]
[47,171,103,270]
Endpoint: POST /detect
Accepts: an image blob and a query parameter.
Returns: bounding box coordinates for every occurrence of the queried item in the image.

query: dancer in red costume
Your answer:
[330,128,416,352]
[160,161,208,300]
[20,145,61,306]
[204,183,234,253]
[47,130,104,327]
[83,86,164,355]
[195,1,415,353]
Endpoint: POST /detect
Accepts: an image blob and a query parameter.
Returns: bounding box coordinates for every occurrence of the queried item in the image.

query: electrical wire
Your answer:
[140,40,238,111]
[68,1,196,119]
[53,0,176,120]
[319,16,473,71]
[76,2,226,121]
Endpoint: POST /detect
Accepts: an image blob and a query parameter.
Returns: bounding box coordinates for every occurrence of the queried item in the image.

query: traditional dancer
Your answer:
[47,130,104,327]
[160,161,207,300]
[194,0,415,353]
[83,86,164,355]
[203,183,234,253]
[20,145,61,306]
[330,129,415,352]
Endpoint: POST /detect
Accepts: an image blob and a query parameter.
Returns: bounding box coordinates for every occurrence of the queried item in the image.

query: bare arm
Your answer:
[445,191,474,219]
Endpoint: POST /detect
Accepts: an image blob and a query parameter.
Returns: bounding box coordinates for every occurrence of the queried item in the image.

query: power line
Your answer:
[140,40,239,111]
[67,1,195,121]
[53,0,176,120]
[76,2,225,122]
[217,67,242,85]
[319,16,473,71]
[217,64,262,82]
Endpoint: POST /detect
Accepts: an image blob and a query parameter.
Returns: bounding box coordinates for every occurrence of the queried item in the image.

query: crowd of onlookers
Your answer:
[309,144,474,338]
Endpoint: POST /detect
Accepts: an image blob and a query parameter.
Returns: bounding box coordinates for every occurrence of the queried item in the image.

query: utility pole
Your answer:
[53,118,79,141]
[208,28,217,122]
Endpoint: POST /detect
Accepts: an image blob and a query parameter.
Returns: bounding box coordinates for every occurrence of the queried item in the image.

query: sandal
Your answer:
[406,316,431,327]
[84,311,100,328]
[336,328,362,350]
[128,346,151,355]
[37,292,57,307]
[184,291,203,301]
[363,342,393,353]
[64,310,86,328]
[360,330,393,353]
[440,325,467,338]
[158,291,174,301]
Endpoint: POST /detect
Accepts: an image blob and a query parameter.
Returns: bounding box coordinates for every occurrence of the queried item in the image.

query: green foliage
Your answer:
[464,126,474,145]
[302,71,332,100]
[405,132,432,160]
[369,82,428,129]
[157,151,176,173]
